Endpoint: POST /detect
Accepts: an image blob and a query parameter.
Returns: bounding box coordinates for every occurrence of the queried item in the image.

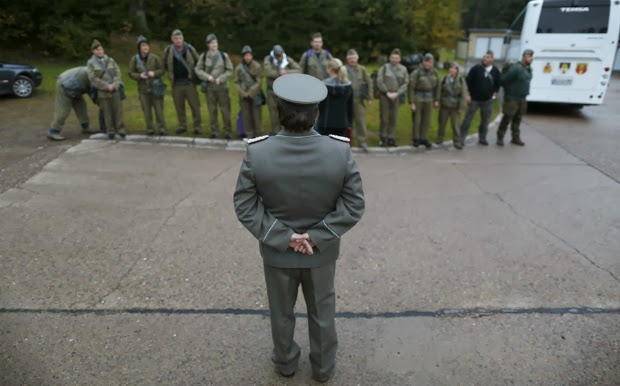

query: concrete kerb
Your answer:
[88,114,503,154]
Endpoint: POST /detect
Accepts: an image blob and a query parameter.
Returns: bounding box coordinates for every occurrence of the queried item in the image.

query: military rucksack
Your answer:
[502,60,516,74]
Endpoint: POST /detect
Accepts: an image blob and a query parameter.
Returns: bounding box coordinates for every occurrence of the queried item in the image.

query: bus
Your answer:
[506,0,620,106]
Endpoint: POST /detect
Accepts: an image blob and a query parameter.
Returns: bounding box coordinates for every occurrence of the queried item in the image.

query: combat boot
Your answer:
[511,138,525,146]
[81,123,98,134]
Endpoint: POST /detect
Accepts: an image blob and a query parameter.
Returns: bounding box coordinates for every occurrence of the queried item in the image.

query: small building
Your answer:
[464,29,521,70]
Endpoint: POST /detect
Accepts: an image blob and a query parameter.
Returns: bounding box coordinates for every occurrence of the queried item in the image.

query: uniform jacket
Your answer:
[59,66,91,97]
[233,130,365,268]
[439,73,468,109]
[196,50,234,90]
[86,55,122,99]
[128,53,165,94]
[263,54,301,89]
[234,60,263,98]
[408,67,440,103]
[318,77,354,130]
[465,63,501,101]
[501,62,532,100]
[345,64,373,101]
[376,63,408,96]
[163,43,200,83]
[299,50,330,80]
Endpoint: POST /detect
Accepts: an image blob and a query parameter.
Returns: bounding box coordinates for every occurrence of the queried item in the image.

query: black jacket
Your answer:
[465,63,501,102]
[318,78,353,131]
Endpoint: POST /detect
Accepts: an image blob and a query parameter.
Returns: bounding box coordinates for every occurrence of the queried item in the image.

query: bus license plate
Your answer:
[551,78,572,86]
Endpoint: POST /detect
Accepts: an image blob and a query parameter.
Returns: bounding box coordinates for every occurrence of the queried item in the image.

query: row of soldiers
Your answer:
[47,30,531,149]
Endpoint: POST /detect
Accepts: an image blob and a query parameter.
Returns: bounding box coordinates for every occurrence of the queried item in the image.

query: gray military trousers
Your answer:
[263,261,337,379]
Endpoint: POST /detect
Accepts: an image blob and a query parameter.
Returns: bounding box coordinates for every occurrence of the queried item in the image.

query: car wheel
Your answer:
[12,76,34,98]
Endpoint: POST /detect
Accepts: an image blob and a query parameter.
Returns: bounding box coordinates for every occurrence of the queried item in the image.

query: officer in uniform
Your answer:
[497,49,533,146]
[264,44,301,135]
[47,66,99,141]
[87,40,125,140]
[234,45,263,138]
[195,33,234,139]
[408,53,440,149]
[233,73,365,382]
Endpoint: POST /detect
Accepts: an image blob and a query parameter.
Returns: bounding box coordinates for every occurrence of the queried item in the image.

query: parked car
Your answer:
[0,61,43,98]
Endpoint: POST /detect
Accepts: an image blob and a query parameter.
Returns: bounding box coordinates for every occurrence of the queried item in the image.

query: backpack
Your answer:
[303,49,330,75]
[502,60,516,74]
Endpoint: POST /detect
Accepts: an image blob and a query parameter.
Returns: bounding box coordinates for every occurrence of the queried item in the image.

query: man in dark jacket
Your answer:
[497,49,533,146]
[459,50,501,146]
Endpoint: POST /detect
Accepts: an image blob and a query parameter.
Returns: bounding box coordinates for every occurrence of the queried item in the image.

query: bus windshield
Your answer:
[537,4,610,33]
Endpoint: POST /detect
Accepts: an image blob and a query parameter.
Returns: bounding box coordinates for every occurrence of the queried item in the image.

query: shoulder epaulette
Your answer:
[328,134,350,143]
[247,135,269,145]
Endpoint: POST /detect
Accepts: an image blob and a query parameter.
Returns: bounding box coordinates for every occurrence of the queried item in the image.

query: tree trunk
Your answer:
[128,0,149,34]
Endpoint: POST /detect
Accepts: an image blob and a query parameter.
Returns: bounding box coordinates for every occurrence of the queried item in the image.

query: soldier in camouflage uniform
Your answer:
[264,45,301,135]
[437,62,468,149]
[299,32,331,80]
[47,66,99,141]
[128,35,167,136]
[87,40,125,140]
[408,53,440,149]
[345,49,373,151]
[376,48,409,147]
[196,33,234,139]
[234,45,263,138]
[497,49,533,146]
[163,29,202,135]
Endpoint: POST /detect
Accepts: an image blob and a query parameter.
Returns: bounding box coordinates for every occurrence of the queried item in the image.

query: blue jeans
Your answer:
[459,98,493,142]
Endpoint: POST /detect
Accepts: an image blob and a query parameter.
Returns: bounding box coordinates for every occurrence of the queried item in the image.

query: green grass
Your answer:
[34,60,499,146]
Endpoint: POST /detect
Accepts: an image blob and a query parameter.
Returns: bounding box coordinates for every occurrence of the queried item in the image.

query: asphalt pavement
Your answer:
[1,80,619,385]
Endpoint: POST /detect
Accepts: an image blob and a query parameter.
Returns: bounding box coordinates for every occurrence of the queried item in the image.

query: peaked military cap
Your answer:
[273,74,327,105]
[206,33,217,44]
[91,39,102,50]
[273,45,284,56]
[523,49,534,56]
[136,35,149,48]
[241,45,252,55]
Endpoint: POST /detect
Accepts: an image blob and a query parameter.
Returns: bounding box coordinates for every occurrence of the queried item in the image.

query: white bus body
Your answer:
[515,0,620,105]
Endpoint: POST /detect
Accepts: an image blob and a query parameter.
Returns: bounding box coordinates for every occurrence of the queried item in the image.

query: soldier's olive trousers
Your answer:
[412,100,432,141]
[264,262,337,379]
[50,81,88,131]
[99,93,125,135]
[267,90,280,134]
[437,107,461,144]
[459,98,493,142]
[352,97,368,145]
[239,97,262,138]
[139,92,166,134]
[379,94,399,138]
[206,88,232,136]
[497,98,527,140]
[172,83,201,131]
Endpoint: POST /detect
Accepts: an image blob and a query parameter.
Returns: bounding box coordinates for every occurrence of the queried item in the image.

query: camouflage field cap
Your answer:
[241,45,252,55]
[273,74,327,105]
[91,39,102,50]
[523,49,534,56]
